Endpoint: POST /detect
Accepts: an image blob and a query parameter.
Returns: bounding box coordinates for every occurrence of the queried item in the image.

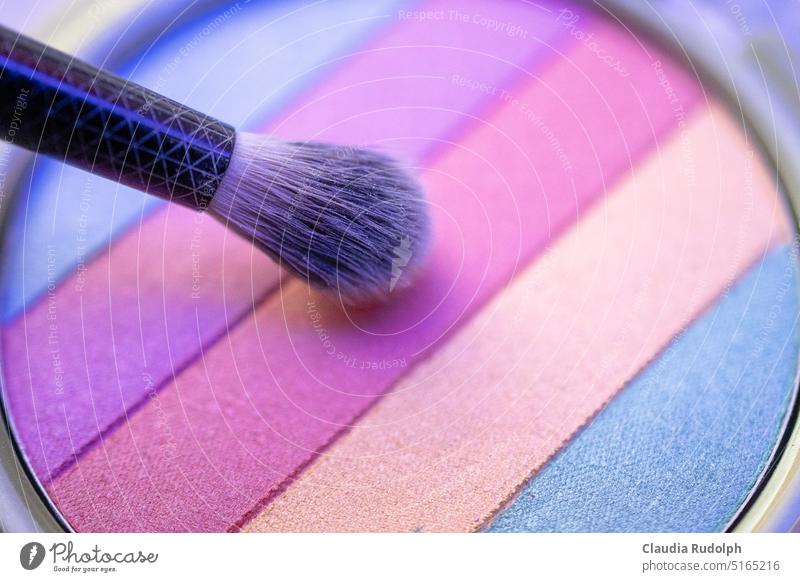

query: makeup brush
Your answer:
[0,25,430,303]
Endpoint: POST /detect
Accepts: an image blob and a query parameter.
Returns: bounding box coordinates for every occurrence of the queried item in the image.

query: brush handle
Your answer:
[0,25,235,210]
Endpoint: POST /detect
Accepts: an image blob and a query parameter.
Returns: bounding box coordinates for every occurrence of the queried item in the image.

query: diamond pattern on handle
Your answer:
[0,25,235,209]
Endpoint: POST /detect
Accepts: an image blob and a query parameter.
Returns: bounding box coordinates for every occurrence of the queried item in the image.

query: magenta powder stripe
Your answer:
[51,16,702,531]
[2,0,569,488]
[265,0,567,162]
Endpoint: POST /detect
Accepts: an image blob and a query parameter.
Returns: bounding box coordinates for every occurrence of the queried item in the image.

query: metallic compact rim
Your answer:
[1,0,798,533]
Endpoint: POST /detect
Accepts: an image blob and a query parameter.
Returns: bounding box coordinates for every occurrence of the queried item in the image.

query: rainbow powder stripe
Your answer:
[0,0,797,532]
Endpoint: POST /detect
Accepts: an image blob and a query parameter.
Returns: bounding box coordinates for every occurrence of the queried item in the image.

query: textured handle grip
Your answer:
[0,25,235,210]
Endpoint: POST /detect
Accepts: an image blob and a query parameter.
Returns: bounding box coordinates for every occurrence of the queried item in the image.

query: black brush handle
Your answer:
[0,25,235,210]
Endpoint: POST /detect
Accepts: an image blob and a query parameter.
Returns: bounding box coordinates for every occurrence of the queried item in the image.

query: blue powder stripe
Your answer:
[0,0,407,321]
[487,245,799,532]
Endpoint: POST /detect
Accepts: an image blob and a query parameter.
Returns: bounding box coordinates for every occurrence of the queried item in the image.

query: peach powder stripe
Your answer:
[243,103,789,532]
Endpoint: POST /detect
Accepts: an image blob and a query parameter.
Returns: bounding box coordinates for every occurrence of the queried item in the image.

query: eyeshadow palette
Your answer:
[1,0,799,532]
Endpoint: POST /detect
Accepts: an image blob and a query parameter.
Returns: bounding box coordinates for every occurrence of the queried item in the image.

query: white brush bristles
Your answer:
[209,132,430,304]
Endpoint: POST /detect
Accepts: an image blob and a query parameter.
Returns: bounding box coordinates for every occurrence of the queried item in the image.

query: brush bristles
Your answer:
[209,132,431,304]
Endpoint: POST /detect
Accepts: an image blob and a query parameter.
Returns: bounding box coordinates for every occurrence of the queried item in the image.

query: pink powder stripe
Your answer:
[49,17,701,532]
[244,104,790,532]
[4,0,561,483]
